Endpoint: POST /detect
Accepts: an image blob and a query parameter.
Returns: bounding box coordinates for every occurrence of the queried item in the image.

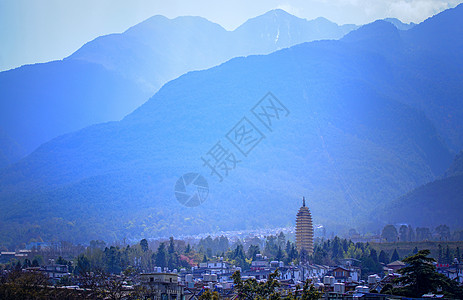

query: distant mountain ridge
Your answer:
[445,151,463,178]
[384,150,463,228]
[0,10,359,165]
[0,5,462,246]
[382,18,415,30]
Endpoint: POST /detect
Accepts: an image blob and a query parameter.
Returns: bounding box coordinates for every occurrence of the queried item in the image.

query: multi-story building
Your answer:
[295,197,314,255]
[140,272,185,300]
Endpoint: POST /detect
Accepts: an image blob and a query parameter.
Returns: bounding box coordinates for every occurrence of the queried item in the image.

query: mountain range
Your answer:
[0,6,459,247]
[0,10,369,167]
[383,150,463,228]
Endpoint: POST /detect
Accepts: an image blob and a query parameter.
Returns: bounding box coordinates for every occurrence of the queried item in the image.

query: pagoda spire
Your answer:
[303,196,306,207]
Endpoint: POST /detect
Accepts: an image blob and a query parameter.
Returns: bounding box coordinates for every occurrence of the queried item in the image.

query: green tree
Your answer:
[438,244,443,263]
[408,225,415,241]
[444,245,451,264]
[381,225,398,242]
[394,250,463,298]
[155,243,168,269]
[399,225,409,242]
[0,269,50,299]
[56,256,67,265]
[264,236,278,258]
[74,254,91,275]
[168,237,175,254]
[378,250,389,264]
[435,225,451,241]
[31,259,39,267]
[391,249,399,262]
[199,289,220,300]
[247,245,260,261]
[277,232,286,248]
[370,248,378,263]
[300,279,321,300]
[276,246,284,262]
[140,239,149,252]
[232,269,280,300]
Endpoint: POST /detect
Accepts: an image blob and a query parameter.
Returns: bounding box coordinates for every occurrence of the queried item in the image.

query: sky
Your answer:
[0,0,462,72]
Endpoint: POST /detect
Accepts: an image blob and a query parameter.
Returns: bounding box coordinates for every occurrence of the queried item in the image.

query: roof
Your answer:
[387,260,405,267]
[332,266,351,272]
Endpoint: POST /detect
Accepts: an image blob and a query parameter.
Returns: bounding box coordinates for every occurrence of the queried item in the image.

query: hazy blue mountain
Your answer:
[340,7,463,153]
[0,129,24,169]
[230,9,357,54]
[445,151,463,178]
[398,6,463,151]
[384,151,463,228]
[0,60,148,158]
[0,5,461,246]
[383,18,415,30]
[0,11,356,163]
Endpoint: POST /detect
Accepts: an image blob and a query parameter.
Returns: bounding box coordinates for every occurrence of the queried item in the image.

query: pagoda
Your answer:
[295,197,314,255]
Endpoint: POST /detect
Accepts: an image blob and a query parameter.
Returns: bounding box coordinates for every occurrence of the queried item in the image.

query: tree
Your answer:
[276,246,284,262]
[445,245,451,264]
[140,239,149,252]
[31,259,39,267]
[22,258,31,268]
[74,254,91,275]
[155,243,168,269]
[378,250,389,264]
[168,237,175,254]
[361,250,382,275]
[277,232,286,248]
[300,279,321,300]
[408,225,415,242]
[416,227,432,241]
[247,245,260,261]
[399,225,409,242]
[199,288,220,300]
[394,250,463,298]
[435,225,451,241]
[370,249,378,263]
[264,236,278,258]
[0,269,51,299]
[381,225,398,242]
[232,269,280,299]
[438,244,443,263]
[391,249,400,262]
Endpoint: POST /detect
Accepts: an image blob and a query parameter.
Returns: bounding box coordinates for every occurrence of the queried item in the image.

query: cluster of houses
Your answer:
[0,249,33,263]
[436,261,463,285]
[139,255,428,299]
[3,248,463,299]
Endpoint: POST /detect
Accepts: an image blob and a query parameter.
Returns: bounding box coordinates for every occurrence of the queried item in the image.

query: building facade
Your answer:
[140,273,185,300]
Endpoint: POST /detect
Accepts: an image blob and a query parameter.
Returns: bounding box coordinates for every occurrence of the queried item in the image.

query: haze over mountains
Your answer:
[0,6,460,247]
[384,150,463,228]
[0,10,370,167]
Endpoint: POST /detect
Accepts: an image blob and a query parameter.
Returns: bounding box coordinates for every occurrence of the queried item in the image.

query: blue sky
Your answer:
[0,0,461,72]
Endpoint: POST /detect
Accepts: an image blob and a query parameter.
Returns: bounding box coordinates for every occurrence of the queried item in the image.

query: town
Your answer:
[1,199,463,299]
